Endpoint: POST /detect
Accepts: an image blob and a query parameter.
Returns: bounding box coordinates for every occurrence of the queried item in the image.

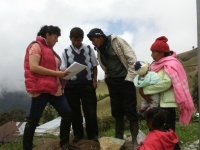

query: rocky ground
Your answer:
[33,137,199,150]
[33,137,133,150]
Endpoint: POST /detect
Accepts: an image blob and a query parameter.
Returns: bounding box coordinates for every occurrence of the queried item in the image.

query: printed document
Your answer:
[63,62,87,80]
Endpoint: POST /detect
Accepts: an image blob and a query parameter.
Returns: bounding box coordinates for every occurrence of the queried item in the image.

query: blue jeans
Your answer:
[29,93,71,119]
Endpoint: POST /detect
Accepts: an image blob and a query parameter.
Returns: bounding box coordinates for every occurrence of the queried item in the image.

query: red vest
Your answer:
[24,36,58,93]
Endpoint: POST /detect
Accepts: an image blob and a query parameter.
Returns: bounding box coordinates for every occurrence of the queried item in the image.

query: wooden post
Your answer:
[197,0,200,148]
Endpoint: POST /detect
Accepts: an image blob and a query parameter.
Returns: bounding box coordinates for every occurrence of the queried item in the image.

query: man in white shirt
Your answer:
[60,27,99,142]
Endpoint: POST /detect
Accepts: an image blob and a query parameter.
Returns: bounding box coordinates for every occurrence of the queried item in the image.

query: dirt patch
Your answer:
[33,137,133,150]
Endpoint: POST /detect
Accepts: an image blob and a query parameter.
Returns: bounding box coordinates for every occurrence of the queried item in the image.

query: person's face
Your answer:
[151,51,164,61]
[91,37,104,48]
[146,120,153,130]
[46,33,59,48]
[70,37,83,49]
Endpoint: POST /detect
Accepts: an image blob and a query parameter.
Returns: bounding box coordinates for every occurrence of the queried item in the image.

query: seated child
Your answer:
[137,107,179,150]
[133,61,160,119]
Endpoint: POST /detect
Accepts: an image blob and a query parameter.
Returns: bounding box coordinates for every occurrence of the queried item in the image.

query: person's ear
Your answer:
[160,52,164,56]
[46,33,50,39]
[147,120,153,129]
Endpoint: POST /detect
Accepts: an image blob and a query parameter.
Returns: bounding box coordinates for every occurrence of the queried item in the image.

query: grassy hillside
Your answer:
[177,48,198,92]
[181,56,197,67]
[97,97,111,118]
[96,80,108,96]
[177,48,197,63]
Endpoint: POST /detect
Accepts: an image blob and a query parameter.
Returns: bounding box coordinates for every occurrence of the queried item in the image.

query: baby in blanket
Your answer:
[134,61,161,119]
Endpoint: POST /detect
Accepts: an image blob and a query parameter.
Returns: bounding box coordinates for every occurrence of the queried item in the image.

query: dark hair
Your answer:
[146,107,169,130]
[163,51,173,57]
[37,25,61,38]
[69,27,84,38]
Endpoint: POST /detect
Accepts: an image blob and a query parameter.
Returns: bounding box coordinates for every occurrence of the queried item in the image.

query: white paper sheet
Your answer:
[63,62,87,80]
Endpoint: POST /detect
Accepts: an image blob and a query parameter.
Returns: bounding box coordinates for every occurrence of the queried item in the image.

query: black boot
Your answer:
[115,118,124,139]
[60,112,80,150]
[61,143,80,150]
[23,117,39,150]
[130,120,139,150]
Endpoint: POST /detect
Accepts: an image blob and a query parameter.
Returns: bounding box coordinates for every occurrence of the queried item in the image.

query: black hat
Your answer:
[87,28,106,40]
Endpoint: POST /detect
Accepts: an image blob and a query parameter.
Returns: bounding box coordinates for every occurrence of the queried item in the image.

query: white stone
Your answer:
[181,147,190,150]
[189,144,195,149]
[99,137,125,150]
[193,140,199,145]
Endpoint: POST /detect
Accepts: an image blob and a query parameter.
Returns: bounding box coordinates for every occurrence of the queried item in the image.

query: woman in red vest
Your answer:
[23,25,79,150]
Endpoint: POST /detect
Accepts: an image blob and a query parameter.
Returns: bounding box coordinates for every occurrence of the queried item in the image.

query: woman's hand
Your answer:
[56,71,70,78]
[139,88,153,103]
[62,79,68,86]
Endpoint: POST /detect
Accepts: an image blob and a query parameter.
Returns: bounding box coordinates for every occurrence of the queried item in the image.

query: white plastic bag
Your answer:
[137,129,146,144]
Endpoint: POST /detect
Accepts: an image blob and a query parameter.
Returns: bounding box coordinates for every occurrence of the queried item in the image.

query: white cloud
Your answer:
[0,0,197,91]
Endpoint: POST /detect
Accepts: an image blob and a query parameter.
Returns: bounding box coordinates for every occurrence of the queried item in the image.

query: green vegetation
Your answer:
[0,114,199,149]
[0,139,23,150]
[40,103,59,124]
[0,109,26,126]
[192,73,199,112]
[99,120,199,147]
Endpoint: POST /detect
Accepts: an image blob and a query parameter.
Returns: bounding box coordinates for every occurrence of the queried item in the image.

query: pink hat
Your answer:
[150,36,170,52]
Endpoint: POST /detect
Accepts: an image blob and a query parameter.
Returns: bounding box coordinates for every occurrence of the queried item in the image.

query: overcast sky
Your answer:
[0,0,197,92]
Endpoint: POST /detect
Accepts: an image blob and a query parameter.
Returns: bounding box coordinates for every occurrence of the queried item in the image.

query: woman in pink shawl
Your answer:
[139,36,194,149]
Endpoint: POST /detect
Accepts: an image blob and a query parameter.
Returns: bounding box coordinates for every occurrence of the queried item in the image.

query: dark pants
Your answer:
[105,77,138,121]
[23,93,72,150]
[64,84,98,139]
[161,108,176,131]
[29,93,71,118]
[162,108,180,150]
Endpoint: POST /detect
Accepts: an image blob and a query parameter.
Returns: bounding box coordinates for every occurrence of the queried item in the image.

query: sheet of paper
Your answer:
[63,62,87,80]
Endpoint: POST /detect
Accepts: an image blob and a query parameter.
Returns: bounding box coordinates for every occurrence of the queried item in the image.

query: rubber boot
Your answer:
[23,117,39,150]
[115,118,124,139]
[130,120,139,150]
[60,112,80,150]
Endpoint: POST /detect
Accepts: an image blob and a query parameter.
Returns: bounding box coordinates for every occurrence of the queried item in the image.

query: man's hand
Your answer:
[93,80,97,89]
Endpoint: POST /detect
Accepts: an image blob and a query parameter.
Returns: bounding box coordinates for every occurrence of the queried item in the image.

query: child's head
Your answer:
[134,61,149,76]
[145,107,168,130]
[69,27,84,49]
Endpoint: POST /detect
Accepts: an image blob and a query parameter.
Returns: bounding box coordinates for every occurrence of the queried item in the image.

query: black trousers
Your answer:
[64,84,98,139]
[105,77,138,121]
[162,108,180,150]
[161,108,176,131]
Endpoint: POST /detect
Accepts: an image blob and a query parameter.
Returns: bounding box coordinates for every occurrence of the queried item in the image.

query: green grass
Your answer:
[176,122,199,146]
[0,137,23,150]
[0,135,60,150]
[0,121,198,149]
[100,120,199,147]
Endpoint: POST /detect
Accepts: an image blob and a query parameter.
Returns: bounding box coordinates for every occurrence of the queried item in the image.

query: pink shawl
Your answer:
[150,52,194,125]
